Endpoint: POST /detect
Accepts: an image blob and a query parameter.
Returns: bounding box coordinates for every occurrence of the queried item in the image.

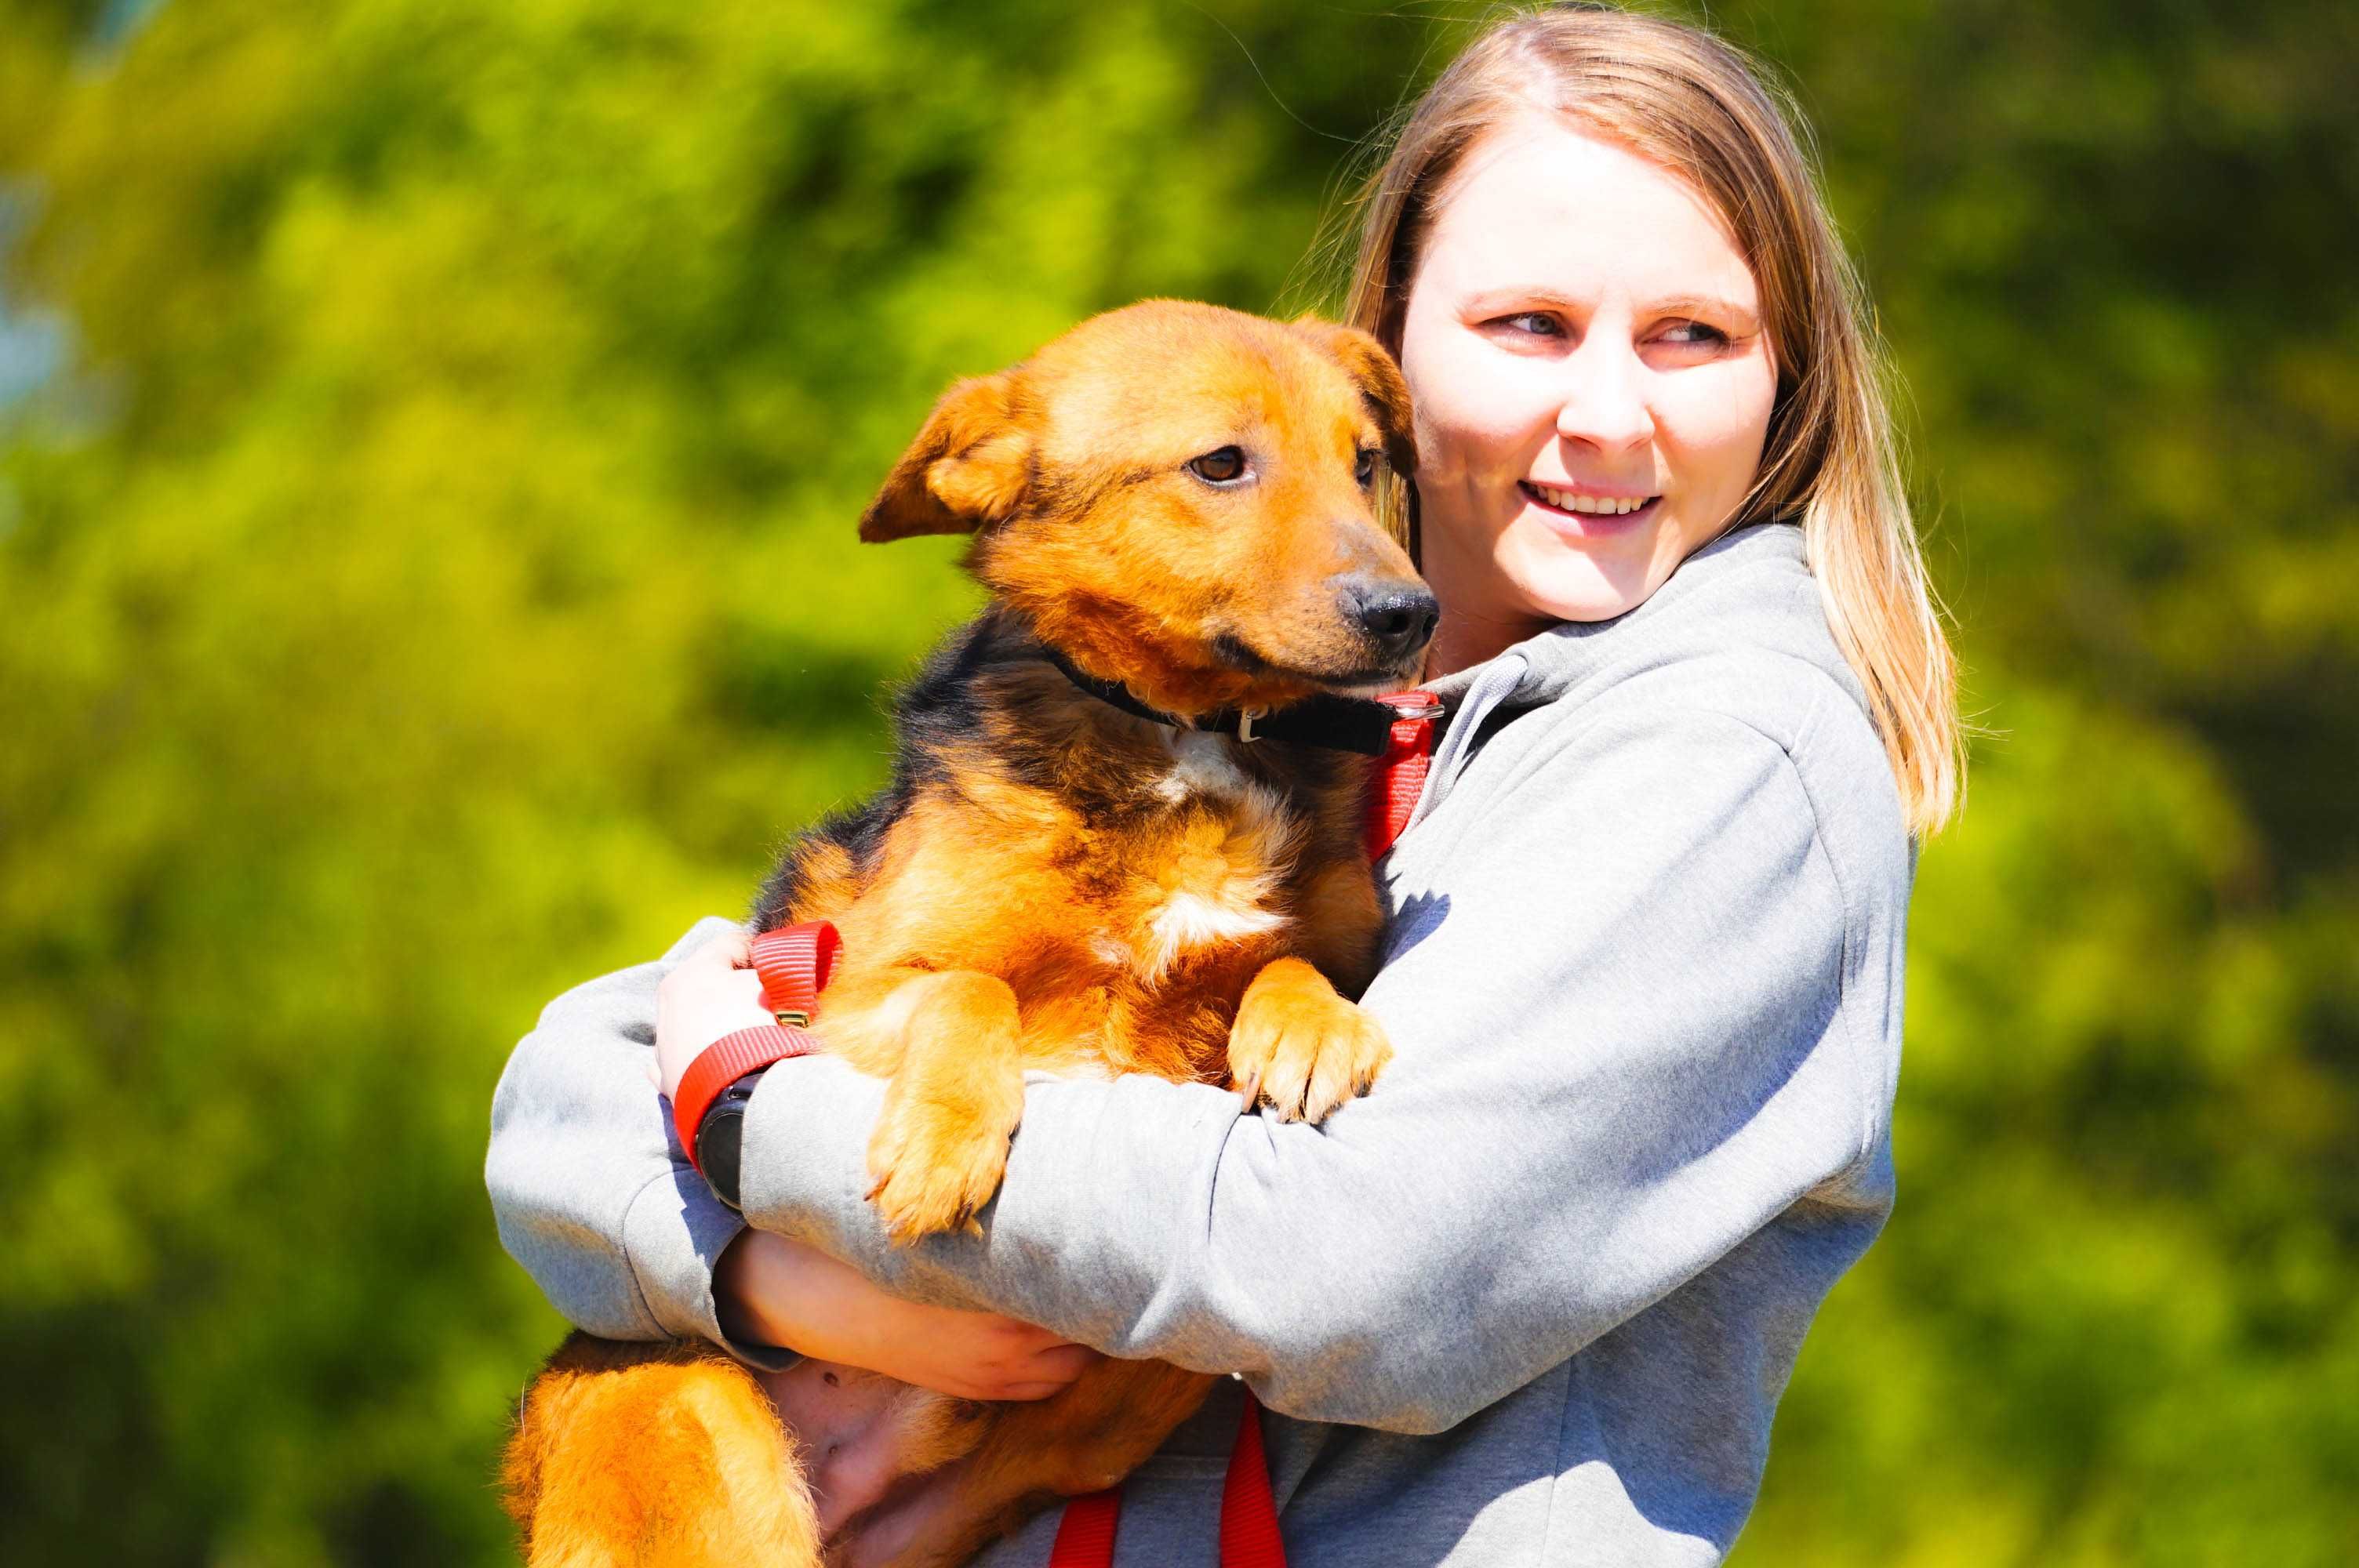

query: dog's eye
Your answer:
[1187,446,1250,485]
[1355,448,1379,488]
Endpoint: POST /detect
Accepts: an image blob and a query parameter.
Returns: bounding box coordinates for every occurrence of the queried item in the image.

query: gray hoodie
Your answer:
[487,520,1913,1566]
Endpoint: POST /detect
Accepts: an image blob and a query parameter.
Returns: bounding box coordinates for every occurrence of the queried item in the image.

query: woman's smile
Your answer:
[1518,481,1663,535]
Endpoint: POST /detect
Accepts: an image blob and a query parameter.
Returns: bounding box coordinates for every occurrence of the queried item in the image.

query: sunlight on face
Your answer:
[1400,115,1779,671]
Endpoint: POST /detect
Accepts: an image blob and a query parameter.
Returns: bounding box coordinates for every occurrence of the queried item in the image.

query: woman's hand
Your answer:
[652,930,776,1101]
[717,1230,1100,1402]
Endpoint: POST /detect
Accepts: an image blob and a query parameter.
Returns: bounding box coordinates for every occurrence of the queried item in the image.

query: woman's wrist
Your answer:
[713,1228,805,1353]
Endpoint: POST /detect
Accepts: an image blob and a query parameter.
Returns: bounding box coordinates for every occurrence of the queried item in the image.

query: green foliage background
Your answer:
[2,1,2353,1561]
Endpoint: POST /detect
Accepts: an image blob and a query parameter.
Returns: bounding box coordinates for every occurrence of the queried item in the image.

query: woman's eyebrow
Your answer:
[1465,285,1585,314]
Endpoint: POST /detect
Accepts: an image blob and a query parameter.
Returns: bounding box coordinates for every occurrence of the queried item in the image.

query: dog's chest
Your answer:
[1093,731,1304,982]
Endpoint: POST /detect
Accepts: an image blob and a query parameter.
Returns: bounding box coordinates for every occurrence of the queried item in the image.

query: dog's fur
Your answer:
[503,300,1431,1567]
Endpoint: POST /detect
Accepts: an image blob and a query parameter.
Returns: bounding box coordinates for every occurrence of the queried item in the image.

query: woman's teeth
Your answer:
[1525,481,1656,516]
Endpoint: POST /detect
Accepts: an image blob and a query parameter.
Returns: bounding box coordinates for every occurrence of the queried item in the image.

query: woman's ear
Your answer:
[1292,318,1418,477]
[858,372,1032,542]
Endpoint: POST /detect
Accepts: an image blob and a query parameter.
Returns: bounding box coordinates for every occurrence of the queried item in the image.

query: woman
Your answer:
[488,5,1961,1563]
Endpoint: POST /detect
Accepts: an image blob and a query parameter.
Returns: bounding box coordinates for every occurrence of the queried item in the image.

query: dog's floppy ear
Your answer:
[1292,318,1417,477]
[859,372,1031,542]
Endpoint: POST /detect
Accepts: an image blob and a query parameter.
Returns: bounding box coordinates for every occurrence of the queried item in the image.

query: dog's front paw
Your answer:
[855,970,1027,1243]
[864,1068,1023,1243]
[1227,956,1391,1123]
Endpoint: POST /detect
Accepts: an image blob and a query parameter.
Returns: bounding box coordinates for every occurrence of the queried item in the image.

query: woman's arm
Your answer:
[489,916,754,1348]
[718,1232,1098,1400]
[727,702,1903,1433]
[485,919,1094,1399]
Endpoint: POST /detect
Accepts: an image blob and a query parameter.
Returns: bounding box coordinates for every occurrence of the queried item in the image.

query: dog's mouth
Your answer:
[1210,632,1423,696]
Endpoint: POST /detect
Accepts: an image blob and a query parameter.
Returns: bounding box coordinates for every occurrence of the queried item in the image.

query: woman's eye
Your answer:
[1496,311,1565,338]
[1354,448,1379,488]
[1657,320,1732,349]
[1187,445,1250,485]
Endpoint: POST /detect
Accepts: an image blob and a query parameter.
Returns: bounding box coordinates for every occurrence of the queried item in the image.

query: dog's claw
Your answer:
[866,1112,1016,1243]
[1226,960,1391,1127]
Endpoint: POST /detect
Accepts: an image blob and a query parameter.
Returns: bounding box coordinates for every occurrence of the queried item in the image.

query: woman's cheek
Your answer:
[1663,358,1776,467]
[1412,347,1552,487]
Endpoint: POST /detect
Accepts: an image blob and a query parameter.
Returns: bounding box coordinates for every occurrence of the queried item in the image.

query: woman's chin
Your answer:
[1501,515,1670,622]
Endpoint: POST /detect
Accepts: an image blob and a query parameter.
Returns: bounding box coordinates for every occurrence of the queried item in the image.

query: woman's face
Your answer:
[1399,115,1779,668]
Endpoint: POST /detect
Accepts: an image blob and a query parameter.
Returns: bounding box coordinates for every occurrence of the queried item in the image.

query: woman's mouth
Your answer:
[1519,480,1660,531]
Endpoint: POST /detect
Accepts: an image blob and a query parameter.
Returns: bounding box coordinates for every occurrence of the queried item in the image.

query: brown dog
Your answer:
[503,299,1434,1567]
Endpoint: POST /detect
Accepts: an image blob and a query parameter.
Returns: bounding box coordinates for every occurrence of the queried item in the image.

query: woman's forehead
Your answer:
[1421,116,1759,310]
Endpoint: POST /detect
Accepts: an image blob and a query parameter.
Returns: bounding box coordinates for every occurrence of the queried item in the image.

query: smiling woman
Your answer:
[1395,118,1779,655]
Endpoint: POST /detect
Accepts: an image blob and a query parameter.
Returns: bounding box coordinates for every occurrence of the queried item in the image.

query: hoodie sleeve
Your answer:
[726,699,1896,1433]
[485,914,796,1368]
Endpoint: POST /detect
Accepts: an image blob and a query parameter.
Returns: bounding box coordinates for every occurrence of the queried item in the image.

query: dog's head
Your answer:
[859,300,1435,717]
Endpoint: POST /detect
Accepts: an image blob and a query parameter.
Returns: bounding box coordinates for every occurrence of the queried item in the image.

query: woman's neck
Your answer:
[1423,604,1549,681]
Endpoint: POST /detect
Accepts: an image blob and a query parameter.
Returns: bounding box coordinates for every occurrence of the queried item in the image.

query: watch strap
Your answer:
[673,1023,820,1172]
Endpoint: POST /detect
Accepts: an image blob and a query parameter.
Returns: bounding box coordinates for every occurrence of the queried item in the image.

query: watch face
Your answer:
[696,1103,748,1212]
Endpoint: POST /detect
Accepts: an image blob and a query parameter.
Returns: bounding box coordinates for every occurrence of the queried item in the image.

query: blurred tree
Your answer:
[0,2,2351,1564]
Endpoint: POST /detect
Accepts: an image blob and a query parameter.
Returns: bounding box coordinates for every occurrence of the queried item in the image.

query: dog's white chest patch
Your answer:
[1129,733,1301,978]
[1145,887,1286,975]
[1155,731,1252,804]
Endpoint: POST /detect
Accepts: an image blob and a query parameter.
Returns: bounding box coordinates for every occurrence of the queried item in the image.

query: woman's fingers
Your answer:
[691,929,755,969]
[969,1330,1100,1399]
[717,1232,1101,1401]
[652,931,776,1099]
[1020,1341,1102,1385]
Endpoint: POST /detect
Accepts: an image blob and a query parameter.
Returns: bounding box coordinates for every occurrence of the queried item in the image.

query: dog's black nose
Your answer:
[1339,576,1441,661]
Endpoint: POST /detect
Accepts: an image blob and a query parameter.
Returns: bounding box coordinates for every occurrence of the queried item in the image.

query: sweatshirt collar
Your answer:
[1420,521,1806,713]
[1405,522,1809,830]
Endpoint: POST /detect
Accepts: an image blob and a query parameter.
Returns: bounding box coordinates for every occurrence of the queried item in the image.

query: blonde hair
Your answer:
[1338,2,1961,835]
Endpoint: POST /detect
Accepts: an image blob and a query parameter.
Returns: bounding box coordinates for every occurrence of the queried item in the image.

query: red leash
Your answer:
[672,921,842,1174]
[1046,1386,1284,1568]
[1047,691,1438,1568]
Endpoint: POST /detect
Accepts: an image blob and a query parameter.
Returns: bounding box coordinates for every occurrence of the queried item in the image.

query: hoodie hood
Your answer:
[1411,521,1864,828]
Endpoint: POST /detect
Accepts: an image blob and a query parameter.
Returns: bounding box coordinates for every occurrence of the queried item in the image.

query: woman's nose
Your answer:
[1553,342,1655,455]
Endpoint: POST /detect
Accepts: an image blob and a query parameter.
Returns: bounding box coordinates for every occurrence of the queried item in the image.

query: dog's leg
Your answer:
[863,968,1028,1241]
[505,1332,823,1568]
[1227,955,1393,1122]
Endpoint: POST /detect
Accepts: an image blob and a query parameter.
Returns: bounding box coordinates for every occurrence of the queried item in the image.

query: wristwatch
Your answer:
[694,1072,766,1212]
[673,1022,821,1207]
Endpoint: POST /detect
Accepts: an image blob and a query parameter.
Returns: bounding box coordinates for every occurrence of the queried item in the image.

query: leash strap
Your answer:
[751,921,842,1025]
[1365,691,1439,861]
[1048,1389,1285,1568]
[1218,1388,1285,1568]
[1046,1489,1122,1567]
[671,920,841,1174]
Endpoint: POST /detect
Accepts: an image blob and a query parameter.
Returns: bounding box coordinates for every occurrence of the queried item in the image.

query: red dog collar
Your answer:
[671,920,841,1172]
